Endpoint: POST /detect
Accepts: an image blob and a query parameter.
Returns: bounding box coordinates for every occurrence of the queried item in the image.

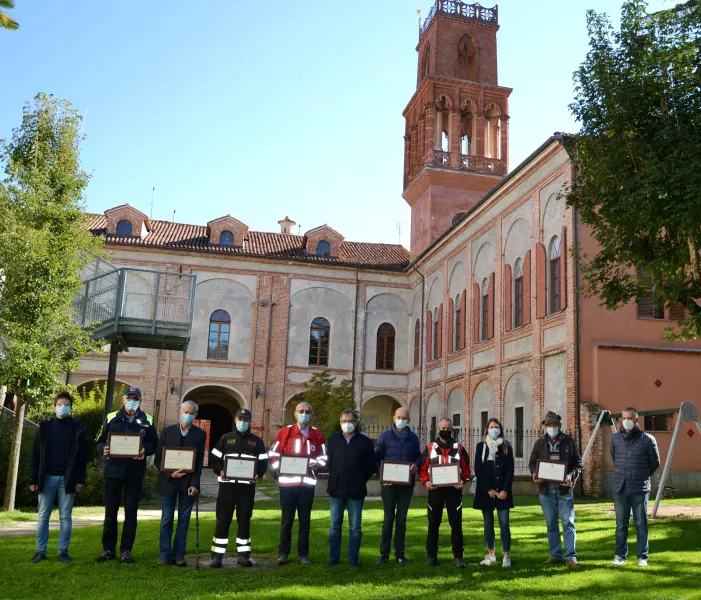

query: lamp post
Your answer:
[169,378,175,394]
[254,384,261,399]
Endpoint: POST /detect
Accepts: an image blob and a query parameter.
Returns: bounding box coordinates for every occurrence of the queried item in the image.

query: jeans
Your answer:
[482,508,511,553]
[379,485,413,559]
[159,488,196,560]
[36,476,75,554]
[539,489,576,560]
[613,491,650,560]
[329,496,364,564]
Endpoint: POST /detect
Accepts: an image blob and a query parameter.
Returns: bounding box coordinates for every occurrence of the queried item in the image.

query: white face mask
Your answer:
[341,422,355,434]
[622,419,636,432]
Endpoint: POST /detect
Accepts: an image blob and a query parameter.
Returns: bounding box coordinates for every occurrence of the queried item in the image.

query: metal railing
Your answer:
[420,1,498,40]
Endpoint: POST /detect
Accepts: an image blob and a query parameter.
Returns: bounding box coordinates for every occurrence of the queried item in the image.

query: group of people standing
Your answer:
[26,388,660,571]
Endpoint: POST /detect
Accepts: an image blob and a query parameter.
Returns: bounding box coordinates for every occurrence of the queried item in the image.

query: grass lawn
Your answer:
[0,495,699,600]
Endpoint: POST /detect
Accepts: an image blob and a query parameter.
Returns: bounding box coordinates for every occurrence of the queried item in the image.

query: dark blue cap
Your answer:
[125,386,142,399]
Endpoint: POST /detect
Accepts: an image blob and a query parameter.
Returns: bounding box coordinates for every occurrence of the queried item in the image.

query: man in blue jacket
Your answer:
[374,407,422,565]
[610,407,660,568]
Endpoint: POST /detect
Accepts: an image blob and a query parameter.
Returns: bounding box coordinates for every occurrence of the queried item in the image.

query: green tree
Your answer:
[566,0,701,340]
[0,93,103,510]
[303,371,356,438]
[0,0,19,31]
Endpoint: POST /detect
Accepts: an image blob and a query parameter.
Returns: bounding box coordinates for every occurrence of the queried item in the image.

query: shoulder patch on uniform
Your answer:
[227,439,237,445]
[248,440,257,447]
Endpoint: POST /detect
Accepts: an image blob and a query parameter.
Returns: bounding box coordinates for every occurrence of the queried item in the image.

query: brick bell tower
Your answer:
[403,1,512,257]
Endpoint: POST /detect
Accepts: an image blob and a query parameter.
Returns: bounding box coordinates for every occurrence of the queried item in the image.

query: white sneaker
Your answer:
[638,558,648,567]
[611,556,626,566]
[502,556,511,568]
[480,555,497,566]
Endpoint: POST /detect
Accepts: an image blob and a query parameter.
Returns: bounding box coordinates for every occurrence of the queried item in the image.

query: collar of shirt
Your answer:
[297,424,309,438]
[343,433,355,444]
[180,426,189,437]
[126,414,136,423]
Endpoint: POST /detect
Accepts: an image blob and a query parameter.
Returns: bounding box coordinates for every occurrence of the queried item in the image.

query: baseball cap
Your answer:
[235,408,252,419]
[125,386,142,399]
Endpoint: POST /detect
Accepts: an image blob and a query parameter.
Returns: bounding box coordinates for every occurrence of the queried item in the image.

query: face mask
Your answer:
[622,419,636,432]
[395,419,408,430]
[236,420,249,433]
[125,399,140,412]
[488,428,500,439]
[297,413,311,426]
[181,414,195,426]
[55,405,71,419]
[341,422,355,434]
[546,427,560,438]
[439,429,452,441]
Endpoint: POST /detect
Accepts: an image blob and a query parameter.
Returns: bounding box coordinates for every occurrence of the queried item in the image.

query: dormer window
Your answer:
[116,220,133,237]
[220,231,234,247]
[317,240,331,257]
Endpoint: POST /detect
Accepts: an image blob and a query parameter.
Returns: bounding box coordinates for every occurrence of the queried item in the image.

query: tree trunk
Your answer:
[3,396,26,512]
[688,236,701,282]
[0,385,6,408]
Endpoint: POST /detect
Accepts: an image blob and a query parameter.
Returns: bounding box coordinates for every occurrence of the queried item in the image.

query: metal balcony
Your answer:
[420,1,498,40]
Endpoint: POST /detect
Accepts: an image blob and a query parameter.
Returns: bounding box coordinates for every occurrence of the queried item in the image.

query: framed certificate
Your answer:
[429,463,461,488]
[279,455,310,477]
[107,433,143,458]
[380,461,413,485]
[161,447,196,473]
[224,456,257,482]
[536,459,568,483]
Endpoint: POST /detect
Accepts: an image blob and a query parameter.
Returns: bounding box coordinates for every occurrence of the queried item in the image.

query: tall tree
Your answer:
[302,371,356,438]
[0,93,102,511]
[0,0,19,31]
[566,0,701,339]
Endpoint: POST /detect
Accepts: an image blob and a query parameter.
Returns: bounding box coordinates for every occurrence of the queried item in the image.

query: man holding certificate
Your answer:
[418,418,471,568]
[209,408,268,568]
[154,400,206,566]
[528,411,583,570]
[95,387,158,564]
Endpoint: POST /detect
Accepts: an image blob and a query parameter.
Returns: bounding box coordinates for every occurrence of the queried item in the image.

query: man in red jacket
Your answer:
[418,418,471,568]
[268,401,327,565]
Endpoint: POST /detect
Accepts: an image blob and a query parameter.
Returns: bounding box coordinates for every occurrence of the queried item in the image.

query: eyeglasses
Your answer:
[297,410,312,415]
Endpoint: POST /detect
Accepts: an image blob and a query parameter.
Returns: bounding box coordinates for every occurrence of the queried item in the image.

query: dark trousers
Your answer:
[102,476,143,553]
[279,485,315,556]
[212,483,255,556]
[379,484,414,559]
[427,487,463,559]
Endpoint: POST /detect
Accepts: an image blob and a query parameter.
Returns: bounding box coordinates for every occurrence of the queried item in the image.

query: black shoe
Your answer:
[349,561,360,568]
[276,553,289,565]
[376,556,389,565]
[210,554,223,569]
[96,550,116,563]
[397,556,411,565]
[237,554,253,567]
[120,551,133,564]
[174,558,187,567]
[425,556,438,567]
[326,559,339,567]
[454,557,466,568]
[58,553,72,563]
[29,552,46,564]
[160,557,174,566]
[298,556,311,565]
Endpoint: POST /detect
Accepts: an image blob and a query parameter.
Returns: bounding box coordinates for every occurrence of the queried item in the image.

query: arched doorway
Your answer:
[183,385,243,447]
[283,394,305,427]
[76,379,132,411]
[361,395,401,439]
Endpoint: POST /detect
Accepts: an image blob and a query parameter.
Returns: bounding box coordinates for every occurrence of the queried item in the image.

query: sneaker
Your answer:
[58,553,72,563]
[543,556,562,564]
[376,556,389,565]
[480,554,497,566]
[29,552,46,564]
[396,556,411,565]
[611,556,626,566]
[210,554,223,569]
[638,558,648,567]
[237,554,253,567]
[298,556,311,565]
[326,559,339,567]
[174,558,187,567]
[454,557,467,568]
[424,556,438,567]
[96,550,116,563]
[120,551,134,564]
[566,558,582,570]
[276,554,289,566]
[502,556,511,568]
[160,557,174,566]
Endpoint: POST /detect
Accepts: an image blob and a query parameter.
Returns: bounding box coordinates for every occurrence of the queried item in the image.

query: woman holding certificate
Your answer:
[472,418,514,568]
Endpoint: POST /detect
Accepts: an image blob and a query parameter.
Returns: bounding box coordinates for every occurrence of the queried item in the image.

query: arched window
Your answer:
[485,104,501,161]
[458,35,477,80]
[317,241,331,257]
[432,308,439,360]
[420,43,430,81]
[454,294,461,351]
[636,267,664,319]
[309,317,330,366]
[413,319,420,367]
[548,237,561,314]
[116,220,133,237]
[461,105,475,156]
[207,309,231,360]
[513,258,524,329]
[220,230,234,247]
[480,278,489,342]
[376,323,396,370]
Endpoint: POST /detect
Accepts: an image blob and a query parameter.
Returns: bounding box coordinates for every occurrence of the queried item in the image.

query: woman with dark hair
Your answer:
[472,417,515,568]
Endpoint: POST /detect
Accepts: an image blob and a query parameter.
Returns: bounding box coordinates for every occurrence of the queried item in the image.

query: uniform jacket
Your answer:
[154,424,206,496]
[210,429,268,484]
[29,417,88,494]
[326,431,375,499]
[610,426,660,494]
[268,424,327,487]
[528,432,583,495]
[472,440,515,510]
[418,438,471,486]
[374,426,422,481]
[95,407,158,480]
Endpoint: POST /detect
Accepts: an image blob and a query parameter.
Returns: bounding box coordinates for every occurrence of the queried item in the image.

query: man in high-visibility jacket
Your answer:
[268,401,327,566]
[95,387,158,564]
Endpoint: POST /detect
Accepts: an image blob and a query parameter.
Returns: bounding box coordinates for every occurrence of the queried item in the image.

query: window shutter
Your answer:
[504,263,512,332]
[448,297,454,353]
[488,272,495,339]
[560,227,567,310]
[536,242,547,319]
[460,290,467,350]
[669,301,685,322]
[473,283,480,344]
[426,310,432,361]
[437,303,443,358]
[523,250,532,325]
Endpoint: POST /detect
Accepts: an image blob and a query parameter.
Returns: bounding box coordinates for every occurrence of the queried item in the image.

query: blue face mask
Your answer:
[125,399,140,412]
[236,420,249,433]
[297,413,311,426]
[488,427,500,439]
[181,414,195,426]
[547,427,560,438]
[395,419,408,430]
[55,405,71,419]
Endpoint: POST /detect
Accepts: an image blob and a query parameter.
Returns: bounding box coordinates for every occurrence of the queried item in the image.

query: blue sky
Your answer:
[0,0,679,248]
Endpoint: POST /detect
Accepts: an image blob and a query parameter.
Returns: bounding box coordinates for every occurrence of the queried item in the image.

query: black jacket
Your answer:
[472,440,515,510]
[326,431,375,500]
[528,432,583,495]
[154,424,206,496]
[210,429,268,483]
[95,407,158,480]
[29,417,88,494]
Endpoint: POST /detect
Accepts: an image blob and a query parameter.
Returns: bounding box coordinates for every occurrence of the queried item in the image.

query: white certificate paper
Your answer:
[536,460,567,483]
[430,464,460,487]
[225,457,256,480]
[381,461,412,484]
[162,447,195,472]
[279,456,309,476]
[108,433,142,457]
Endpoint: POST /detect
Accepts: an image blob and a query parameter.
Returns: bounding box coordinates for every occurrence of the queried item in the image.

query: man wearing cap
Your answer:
[209,408,268,568]
[528,411,583,570]
[95,387,158,564]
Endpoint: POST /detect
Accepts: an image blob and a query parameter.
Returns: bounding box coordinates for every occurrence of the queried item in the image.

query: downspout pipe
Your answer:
[572,166,584,495]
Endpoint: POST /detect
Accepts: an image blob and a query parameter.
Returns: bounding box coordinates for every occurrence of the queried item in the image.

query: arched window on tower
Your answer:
[434,97,451,156]
[513,258,524,329]
[458,35,477,80]
[116,220,133,237]
[460,105,475,156]
[548,237,561,314]
[485,104,502,161]
[420,43,430,81]
[309,317,330,366]
[413,318,420,367]
[220,230,234,247]
[207,309,231,360]
[317,240,331,257]
[376,323,396,370]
